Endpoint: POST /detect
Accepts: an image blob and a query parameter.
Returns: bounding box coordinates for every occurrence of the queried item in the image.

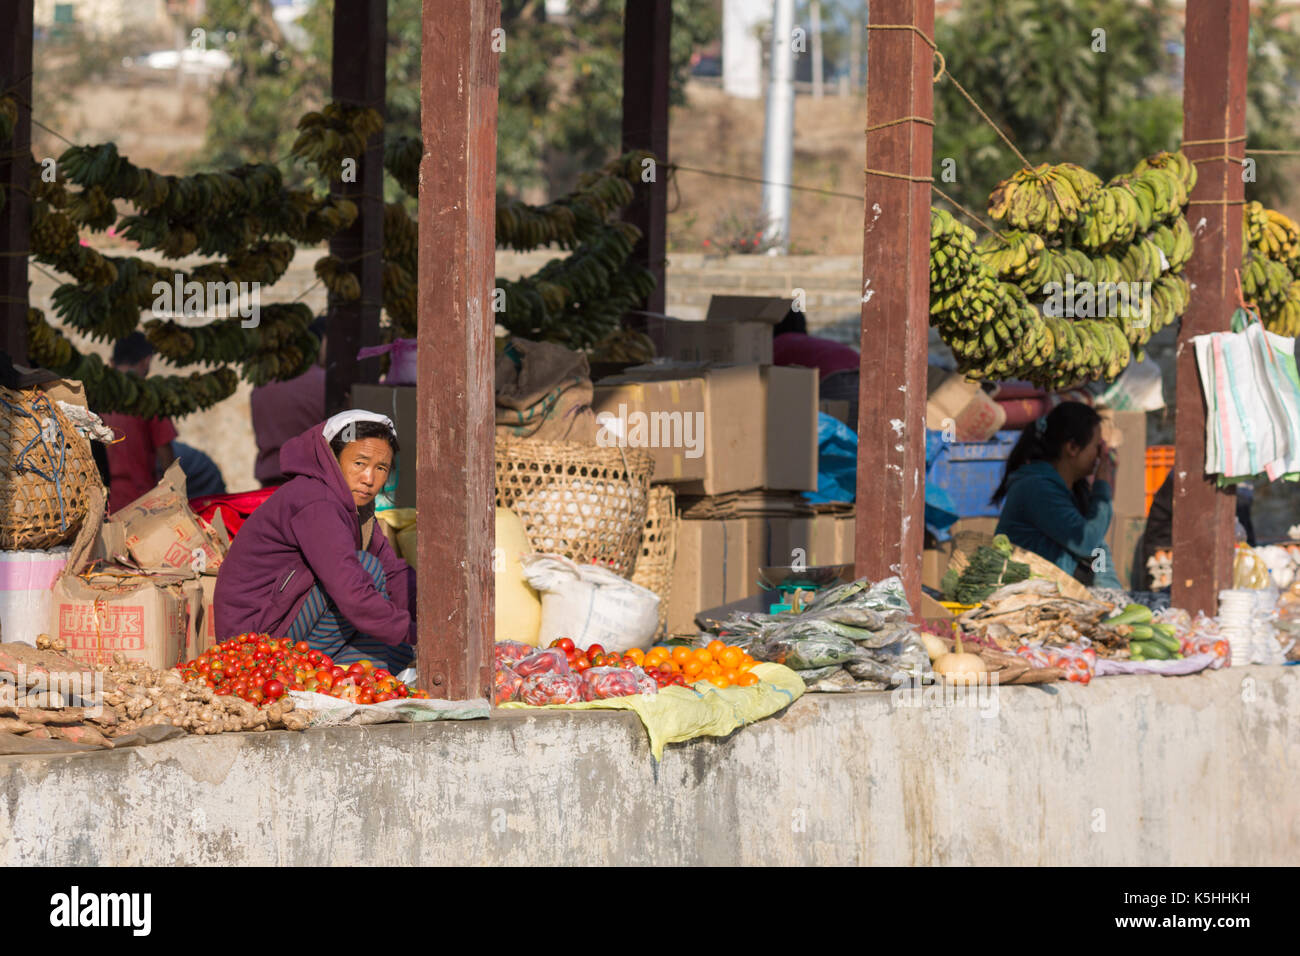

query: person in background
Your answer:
[101,334,179,513]
[251,316,327,487]
[1134,471,1257,590]
[992,402,1123,589]
[101,333,226,511]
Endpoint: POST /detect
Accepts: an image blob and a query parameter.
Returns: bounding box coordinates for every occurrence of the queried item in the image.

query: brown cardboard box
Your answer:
[591,378,708,482]
[603,364,818,494]
[195,573,219,657]
[920,593,954,621]
[634,315,773,365]
[923,549,943,591]
[926,367,1005,441]
[351,384,417,508]
[835,514,856,565]
[666,519,756,633]
[763,366,819,491]
[820,399,852,425]
[1103,409,1147,518]
[704,295,792,325]
[115,461,225,573]
[51,572,199,670]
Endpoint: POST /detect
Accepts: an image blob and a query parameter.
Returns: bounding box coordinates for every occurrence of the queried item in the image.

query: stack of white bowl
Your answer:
[1217,589,1256,666]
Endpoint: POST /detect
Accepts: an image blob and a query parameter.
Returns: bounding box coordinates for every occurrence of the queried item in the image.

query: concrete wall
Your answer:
[2,666,1296,865]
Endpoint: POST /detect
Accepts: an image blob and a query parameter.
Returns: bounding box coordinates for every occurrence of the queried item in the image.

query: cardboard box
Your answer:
[115,461,225,573]
[196,573,218,657]
[603,364,818,494]
[633,315,772,365]
[667,518,757,633]
[1103,409,1147,518]
[351,384,417,508]
[763,366,819,491]
[835,514,856,565]
[820,399,852,425]
[51,572,200,670]
[704,295,792,325]
[591,378,708,482]
[926,367,1005,441]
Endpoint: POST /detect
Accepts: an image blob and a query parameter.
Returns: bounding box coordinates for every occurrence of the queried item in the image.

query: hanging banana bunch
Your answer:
[315,255,361,301]
[27,309,240,417]
[987,162,1101,235]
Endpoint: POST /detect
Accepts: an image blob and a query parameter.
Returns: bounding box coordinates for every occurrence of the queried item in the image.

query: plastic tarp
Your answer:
[499,662,804,760]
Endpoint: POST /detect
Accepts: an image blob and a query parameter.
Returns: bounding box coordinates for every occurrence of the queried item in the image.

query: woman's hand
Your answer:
[1095,442,1117,485]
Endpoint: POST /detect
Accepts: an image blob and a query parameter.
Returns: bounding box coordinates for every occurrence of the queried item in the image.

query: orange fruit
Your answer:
[735,672,759,687]
[645,647,668,665]
[671,646,692,665]
[625,647,645,665]
[708,675,731,688]
[706,639,727,657]
[660,660,680,674]
[705,662,723,678]
[722,667,741,683]
[719,647,744,669]
[737,660,757,672]
[683,659,704,678]
[690,648,713,666]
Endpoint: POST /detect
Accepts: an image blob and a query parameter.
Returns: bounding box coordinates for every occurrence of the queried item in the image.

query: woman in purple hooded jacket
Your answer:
[214,411,416,671]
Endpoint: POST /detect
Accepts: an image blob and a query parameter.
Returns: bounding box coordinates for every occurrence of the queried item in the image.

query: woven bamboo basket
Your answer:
[631,486,678,636]
[0,387,100,550]
[495,437,653,578]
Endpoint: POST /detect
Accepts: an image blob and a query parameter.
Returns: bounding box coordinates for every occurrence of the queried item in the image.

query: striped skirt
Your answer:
[286,549,414,672]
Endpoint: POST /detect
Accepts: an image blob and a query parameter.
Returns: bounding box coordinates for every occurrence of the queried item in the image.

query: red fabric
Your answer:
[992,382,1048,401]
[772,333,861,379]
[101,413,178,514]
[190,488,278,539]
[250,365,325,486]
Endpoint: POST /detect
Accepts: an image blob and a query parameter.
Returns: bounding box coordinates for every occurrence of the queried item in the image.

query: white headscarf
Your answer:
[322,409,396,444]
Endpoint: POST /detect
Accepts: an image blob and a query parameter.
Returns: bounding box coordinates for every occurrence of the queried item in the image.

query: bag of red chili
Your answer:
[519,672,585,705]
[494,665,524,705]
[514,647,570,678]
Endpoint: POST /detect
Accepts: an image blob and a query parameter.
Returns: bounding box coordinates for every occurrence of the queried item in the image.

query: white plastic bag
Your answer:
[519,553,660,654]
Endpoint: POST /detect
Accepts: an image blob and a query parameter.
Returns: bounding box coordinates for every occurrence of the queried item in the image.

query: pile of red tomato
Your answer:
[177,633,429,705]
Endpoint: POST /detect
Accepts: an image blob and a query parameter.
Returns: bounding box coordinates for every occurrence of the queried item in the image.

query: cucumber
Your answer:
[1148,630,1182,654]
[1128,625,1154,639]
[1131,639,1171,660]
[1150,621,1177,640]
[1129,644,1146,661]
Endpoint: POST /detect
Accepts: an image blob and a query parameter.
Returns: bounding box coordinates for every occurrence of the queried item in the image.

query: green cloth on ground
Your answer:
[499,663,805,760]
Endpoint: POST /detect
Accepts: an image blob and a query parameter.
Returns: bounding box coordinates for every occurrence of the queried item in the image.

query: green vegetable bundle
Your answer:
[942,534,1031,604]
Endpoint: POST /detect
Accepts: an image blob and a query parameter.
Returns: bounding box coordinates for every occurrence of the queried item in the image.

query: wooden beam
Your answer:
[855,0,932,611]
[621,0,671,315]
[0,0,33,364]
[326,0,387,416]
[416,0,499,700]
[1172,0,1248,616]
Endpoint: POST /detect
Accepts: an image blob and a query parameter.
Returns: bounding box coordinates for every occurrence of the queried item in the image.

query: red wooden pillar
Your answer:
[415,0,499,700]
[621,0,671,314]
[326,0,386,416]
[855,0,933,610]
[1172,0,1248,616]
[0,0,33,363]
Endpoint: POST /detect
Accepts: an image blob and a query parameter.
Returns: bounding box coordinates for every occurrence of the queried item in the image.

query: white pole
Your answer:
[761,0,796,252]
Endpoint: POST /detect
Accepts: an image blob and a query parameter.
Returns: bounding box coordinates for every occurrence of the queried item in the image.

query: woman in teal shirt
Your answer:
[992,402,1122,589]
